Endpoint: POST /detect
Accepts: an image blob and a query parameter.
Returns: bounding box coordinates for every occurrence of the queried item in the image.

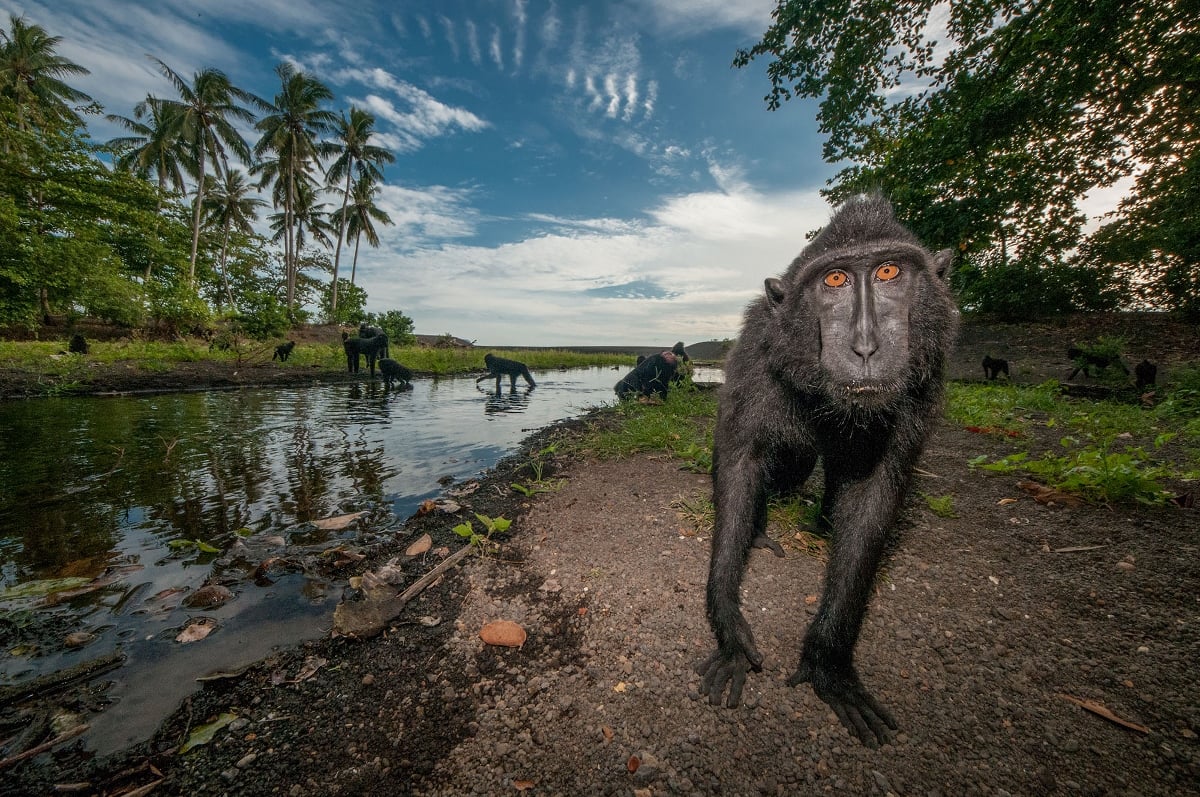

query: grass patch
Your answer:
[578,384,716,464]
[954,376,1200,505]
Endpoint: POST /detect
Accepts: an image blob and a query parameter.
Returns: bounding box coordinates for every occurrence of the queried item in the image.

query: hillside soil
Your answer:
[2,314,1198,796]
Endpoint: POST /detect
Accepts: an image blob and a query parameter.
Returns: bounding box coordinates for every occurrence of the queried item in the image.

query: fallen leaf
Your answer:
[513,780,535,791]
[176,617,218,644]
[601,725,614,742]
[804,594,818,605]
[1056,693,1150,734]
[418,615,442,627]
[613,681,627,693]
[1017,480,1083,507]
[578,607,588,617]
[287,655,328,684]
[418,499,438,515]
[627,755,641,773]
[179,712,238,753]
[479,620,527,648]
[310,511,366,530]
[406,533,432,557]
[997,497,1018,506]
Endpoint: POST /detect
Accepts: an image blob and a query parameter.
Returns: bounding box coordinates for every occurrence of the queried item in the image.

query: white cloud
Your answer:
[489,25,504,71]
[633,0,777,37]
[359,177,831,346]
[512,0,527,71]
[465,20,483,66]
[439,16,460,62]
[337,67,489,151]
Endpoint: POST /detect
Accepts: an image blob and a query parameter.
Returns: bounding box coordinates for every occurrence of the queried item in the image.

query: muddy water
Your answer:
[0,367,622,754]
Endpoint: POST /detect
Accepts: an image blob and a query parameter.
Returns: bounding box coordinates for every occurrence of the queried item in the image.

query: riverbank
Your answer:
[2,314,1198,794]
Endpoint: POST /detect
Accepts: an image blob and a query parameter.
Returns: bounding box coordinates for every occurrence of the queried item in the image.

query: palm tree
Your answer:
[324,106,394,315]
[268,177,334,254]
[0,14,92,131]
[331,174,393,287]
[253,62,336,311]
[202,169,266,309]
[149,57,267,283]
[106,96,188,197]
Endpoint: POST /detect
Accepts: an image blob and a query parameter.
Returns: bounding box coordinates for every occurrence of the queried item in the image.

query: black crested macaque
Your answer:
[342,332,389,377]
[982,354,1008,380]
[1067,346,1128,379]
[1134,359,1157,391]
[476,353,536,390]
[614,350,680,400]
[358,323,389,358]
[698,195,957,747]
[671,341,690,362]
[272,340,295,362]
[670,341,691,383]
[68,333,88,354]
[379,358,414,390]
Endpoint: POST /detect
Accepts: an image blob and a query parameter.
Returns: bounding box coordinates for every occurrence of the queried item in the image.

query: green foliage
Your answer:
[370,309,417,347]
[232,291,290,339]
[955,378,1198,504]
[921,493,957,518]
[453,513,512,550]
[321,278,366,324]
[580,386,716,466]
[736,0,1196,317]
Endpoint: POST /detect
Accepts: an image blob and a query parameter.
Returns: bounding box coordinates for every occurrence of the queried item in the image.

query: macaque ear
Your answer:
[932,249,953,280]
[764,277,786,306]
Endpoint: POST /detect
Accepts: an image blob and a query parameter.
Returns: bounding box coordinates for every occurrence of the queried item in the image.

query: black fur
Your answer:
[982,354,1008,380]
[698,194,958,747]
[1134,359,1157,390]
[357,324,389,358]
[614,351,680,400]
[1067,346,1128,379]
[272,340,295,362]
[379,358,414,390]
[343,332,389,377]
[68,333,88,355]
[476,353,536,390]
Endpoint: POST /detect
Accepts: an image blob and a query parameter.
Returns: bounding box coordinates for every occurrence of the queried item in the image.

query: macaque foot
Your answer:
[788,658,897,747]
[697,646,763,708]
[750,534,785,557]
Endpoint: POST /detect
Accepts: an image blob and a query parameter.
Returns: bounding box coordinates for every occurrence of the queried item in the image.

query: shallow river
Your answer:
[0,367,623,753]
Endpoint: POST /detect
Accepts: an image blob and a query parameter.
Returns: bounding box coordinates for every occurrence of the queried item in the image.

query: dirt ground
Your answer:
[2,315,1198,796]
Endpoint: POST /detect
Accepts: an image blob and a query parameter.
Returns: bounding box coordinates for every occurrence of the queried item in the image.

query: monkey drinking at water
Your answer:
[476,353,536,390]
[698,195,957,747]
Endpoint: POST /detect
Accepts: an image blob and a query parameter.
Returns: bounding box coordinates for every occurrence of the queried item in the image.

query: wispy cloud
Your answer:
[511,0,527,72]
[489,24,504,71]
[336,67,489,151]
[439,15,460,62]
[634,0,777,37]
[465,20,483,66]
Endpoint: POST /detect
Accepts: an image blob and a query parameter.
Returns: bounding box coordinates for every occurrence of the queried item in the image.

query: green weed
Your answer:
[453,512,512,551]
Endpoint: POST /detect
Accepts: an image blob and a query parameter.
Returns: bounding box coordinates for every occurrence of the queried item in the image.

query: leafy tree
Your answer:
[253,63,336,312]
[0,103,190,326]
[324,106,394,315]
[149,57,266,283]
[735,0,1198,317]
[0,14,92,133]
[372,309,417,347]
[331,174,393,286]
[321,278,367,324]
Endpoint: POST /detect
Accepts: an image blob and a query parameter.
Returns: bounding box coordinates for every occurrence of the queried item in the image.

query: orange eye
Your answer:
[875,263,901,281]
[823,270,848,288]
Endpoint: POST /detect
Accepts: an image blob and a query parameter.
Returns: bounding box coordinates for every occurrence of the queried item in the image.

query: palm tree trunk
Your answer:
[219,219,235,310]
[330,166,354,318]
[188,153,206,284]
[351,230,362,285]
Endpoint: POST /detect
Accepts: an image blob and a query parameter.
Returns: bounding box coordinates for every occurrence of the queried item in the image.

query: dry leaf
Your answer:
[310,511,366,530]
[287,655,328,684]
[804,594,818,605]
[513,780,535,791]
[601,725,614,742]
[997,497,1018,506]
[479,620,527,648]
[627,755,641,773]
[406,533,432,557]
[176,617,218,644]
[1056,693,1150,734]
[1017,480,1083,507]
[613,681,627,693]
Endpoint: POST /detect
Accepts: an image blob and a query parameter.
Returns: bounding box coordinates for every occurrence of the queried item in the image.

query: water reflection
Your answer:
[0,368,619,752]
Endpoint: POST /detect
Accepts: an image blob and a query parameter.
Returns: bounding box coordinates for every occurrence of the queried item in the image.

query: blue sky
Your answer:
[7,0,844,346]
